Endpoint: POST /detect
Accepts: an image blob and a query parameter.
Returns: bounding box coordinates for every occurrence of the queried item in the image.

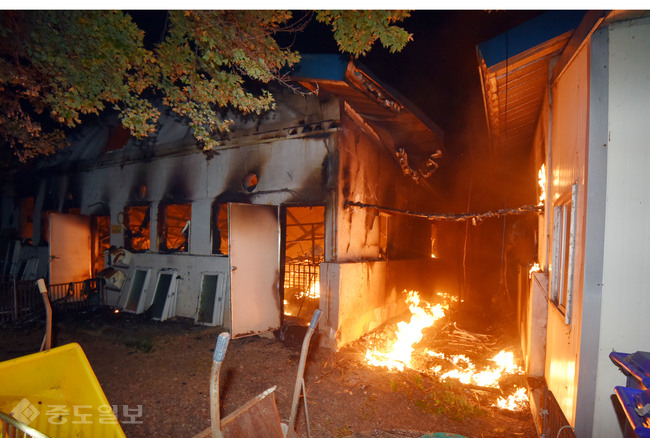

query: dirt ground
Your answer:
[0,306,538,438]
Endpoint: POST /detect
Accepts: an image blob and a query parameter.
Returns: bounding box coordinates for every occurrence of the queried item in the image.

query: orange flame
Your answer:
[538,164,546,205]
[365,291,528,411]
[494,387,529,410]
[365,291,445,371]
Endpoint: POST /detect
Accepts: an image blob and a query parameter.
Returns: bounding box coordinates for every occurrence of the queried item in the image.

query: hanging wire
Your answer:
[343,200,542,222]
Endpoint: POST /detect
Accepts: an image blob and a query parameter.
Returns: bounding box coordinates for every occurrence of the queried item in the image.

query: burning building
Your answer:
[476,10,650,437]
[0,55,446,349]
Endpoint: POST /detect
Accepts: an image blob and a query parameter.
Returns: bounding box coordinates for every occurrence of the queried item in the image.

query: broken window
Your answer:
[551,184,577,323]
[18,197,35,243]
[211,203,229,255]
[158,203,191,253]
[283,206,324,322]
[103,125,131,153]
[123,205,150,252]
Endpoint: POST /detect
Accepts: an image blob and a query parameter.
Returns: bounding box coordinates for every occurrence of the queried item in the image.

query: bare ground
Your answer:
[0,307,538,438]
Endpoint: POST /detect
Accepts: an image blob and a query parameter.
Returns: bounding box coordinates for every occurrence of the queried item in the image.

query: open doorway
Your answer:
[282,205,324,324]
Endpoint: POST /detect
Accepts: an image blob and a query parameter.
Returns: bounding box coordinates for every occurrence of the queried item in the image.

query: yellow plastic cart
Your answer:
[0,343,125,437]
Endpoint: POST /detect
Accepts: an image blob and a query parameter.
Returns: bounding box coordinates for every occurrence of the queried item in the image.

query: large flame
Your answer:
[364,290,528,411]
[365,291,445,371]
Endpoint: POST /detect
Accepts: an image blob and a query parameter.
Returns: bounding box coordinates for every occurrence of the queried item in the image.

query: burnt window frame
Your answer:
[122,204,151,253]
[157,202,191,254]
[550,184,577,324]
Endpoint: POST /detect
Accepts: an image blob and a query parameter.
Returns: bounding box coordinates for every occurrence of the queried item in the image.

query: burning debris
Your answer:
[361,291,529,412]
[395,148,442,183]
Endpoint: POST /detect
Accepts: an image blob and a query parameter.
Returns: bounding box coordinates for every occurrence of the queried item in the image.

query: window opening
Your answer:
[123,205,150,252]
[283,206,324,322]
[104,125,131,153]
[124,268,151,313]
[550,184,577,323]
[19,197,35,243]
[92,216,110,275]
[211,203,229,255]
[158,203,191,253]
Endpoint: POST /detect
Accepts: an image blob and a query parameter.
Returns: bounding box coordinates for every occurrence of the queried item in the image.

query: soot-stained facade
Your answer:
[0,55,445,349]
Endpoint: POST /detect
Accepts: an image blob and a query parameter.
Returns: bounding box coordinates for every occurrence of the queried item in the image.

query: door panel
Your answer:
[49,213,92,285]
[229,203,281,338]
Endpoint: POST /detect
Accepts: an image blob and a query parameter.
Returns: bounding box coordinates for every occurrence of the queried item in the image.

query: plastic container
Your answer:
[611,351,650,437]
[0,343,125,437]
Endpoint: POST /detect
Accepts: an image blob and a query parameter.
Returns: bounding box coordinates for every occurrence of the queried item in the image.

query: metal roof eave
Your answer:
[476,11,591,156]
[291,54,445,165]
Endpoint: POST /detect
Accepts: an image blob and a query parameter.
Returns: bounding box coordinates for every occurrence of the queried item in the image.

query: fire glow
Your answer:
[365,291,445,371]
[299,279,320,300]
[364,291,528,411]
[538,163,546,205]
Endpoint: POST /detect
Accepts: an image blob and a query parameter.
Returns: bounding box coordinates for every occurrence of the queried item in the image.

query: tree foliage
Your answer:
[0,10,411,163]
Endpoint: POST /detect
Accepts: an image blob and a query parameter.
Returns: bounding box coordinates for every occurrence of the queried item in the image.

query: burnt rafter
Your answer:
[395,147,442,183]
[351,70,402,113]
[344,199,542,224]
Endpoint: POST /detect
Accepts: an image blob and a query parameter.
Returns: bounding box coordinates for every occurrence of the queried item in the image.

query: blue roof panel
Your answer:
[290,54,350,81]
[478,10,586,68]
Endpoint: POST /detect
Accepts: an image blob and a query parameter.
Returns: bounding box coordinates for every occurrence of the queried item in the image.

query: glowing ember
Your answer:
[494,387,529,410]
[435,291,458,304]
[538,164,546,205]
[529,262,541,278]
[365,291,445,371]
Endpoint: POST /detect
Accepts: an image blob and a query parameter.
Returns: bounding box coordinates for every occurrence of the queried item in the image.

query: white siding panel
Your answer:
[593,17,650,437]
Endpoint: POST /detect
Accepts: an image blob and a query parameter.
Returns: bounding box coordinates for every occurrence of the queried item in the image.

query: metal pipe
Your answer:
[37,279,51,352]
[210,332,230,438]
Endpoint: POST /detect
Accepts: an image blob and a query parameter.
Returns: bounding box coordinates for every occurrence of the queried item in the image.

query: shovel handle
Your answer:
[213,332,230,363]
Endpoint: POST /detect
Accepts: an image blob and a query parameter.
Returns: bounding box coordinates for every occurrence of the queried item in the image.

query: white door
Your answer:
[49,213,92,285]
[229,203,281,338]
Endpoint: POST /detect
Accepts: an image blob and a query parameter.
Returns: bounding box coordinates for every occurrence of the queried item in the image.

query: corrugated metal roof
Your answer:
[291,55,445,176]
[477,11,586,155]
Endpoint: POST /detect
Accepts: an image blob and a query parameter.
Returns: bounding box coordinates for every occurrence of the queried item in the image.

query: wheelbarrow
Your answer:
[193,309,322,438]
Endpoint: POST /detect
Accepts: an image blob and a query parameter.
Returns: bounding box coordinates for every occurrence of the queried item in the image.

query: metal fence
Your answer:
[0,277,103,324]
[284,260,320,320]
[544,389,576,438]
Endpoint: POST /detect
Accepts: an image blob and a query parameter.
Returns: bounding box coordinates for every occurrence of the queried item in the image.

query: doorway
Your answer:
[282,205,324,324]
